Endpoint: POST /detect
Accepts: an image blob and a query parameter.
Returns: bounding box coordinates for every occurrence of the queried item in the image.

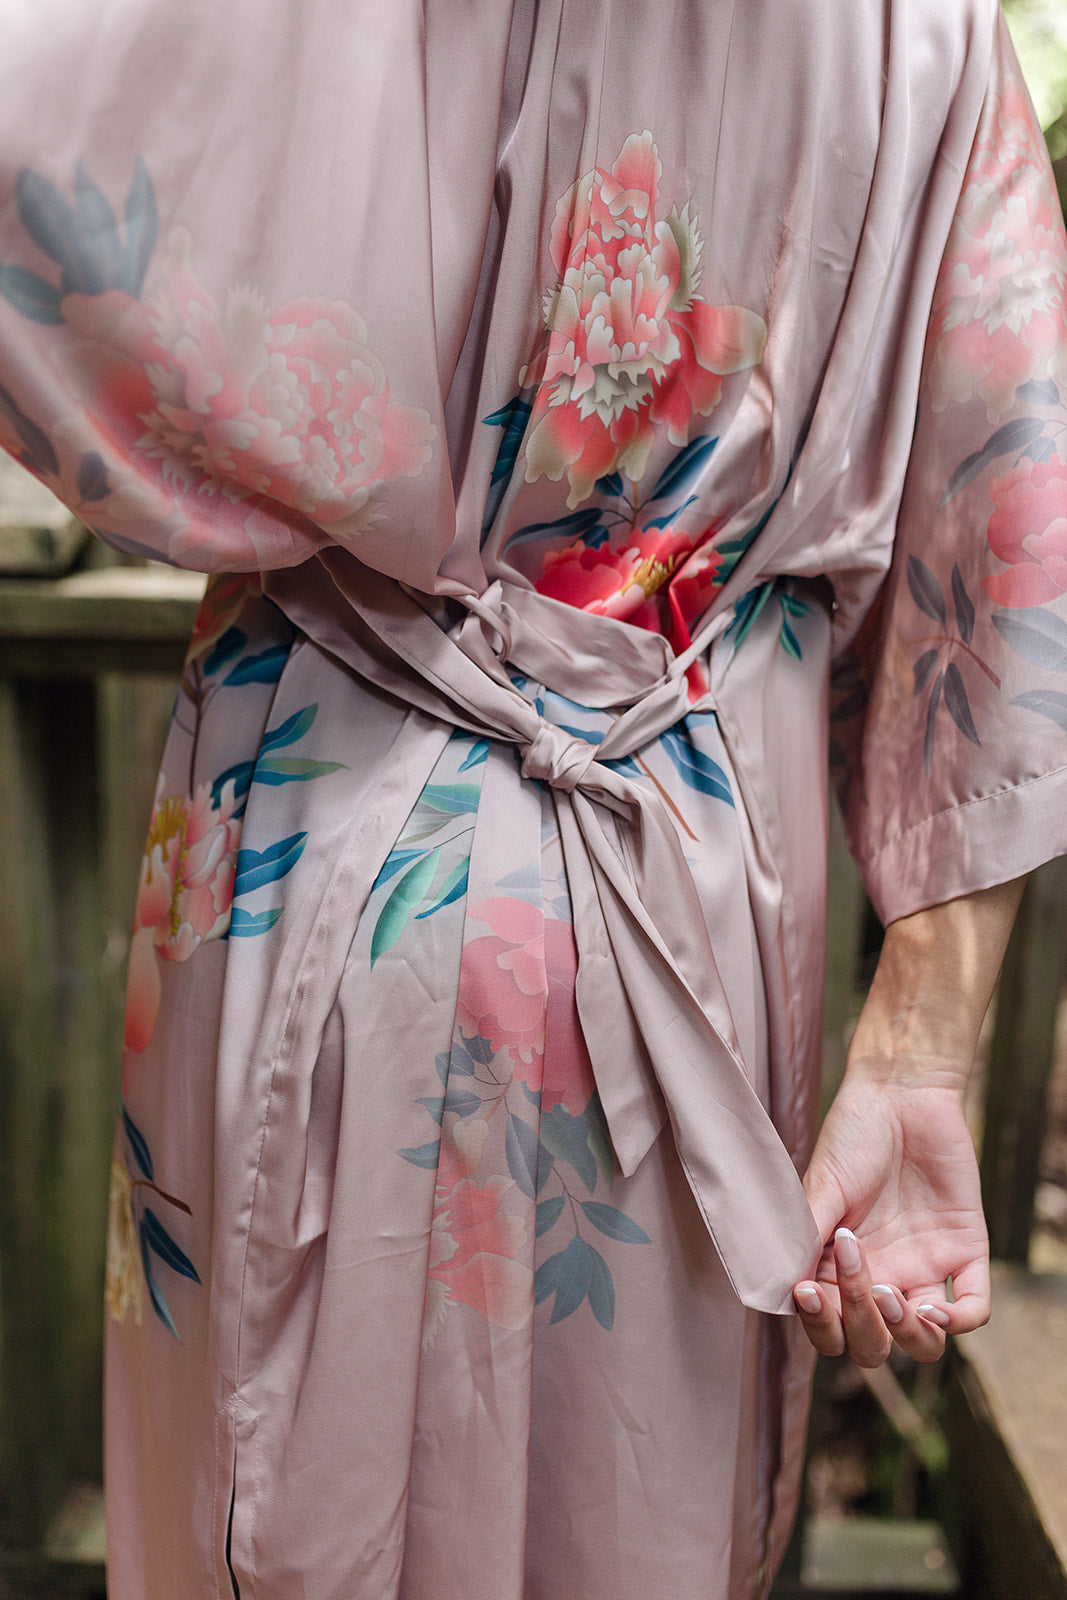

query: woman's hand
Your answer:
[793,1070,988,1363]
[792,874,1027,1366]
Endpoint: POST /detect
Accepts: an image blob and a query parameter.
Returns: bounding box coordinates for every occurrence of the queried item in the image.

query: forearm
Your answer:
[844,875,1029,1093]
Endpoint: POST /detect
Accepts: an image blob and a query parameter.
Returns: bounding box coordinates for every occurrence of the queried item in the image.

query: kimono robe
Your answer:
[1,1,1066,1596]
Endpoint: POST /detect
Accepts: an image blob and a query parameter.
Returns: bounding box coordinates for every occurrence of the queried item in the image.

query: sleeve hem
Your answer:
[854,763,1067,925]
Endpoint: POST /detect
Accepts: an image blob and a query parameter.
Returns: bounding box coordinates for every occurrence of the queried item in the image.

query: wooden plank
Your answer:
[943,1265,1067,1600]
[0,569,205,641]
[980,858,1067,1261]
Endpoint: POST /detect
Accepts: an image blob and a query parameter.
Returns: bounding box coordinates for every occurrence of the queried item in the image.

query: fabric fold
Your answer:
[263,553,822,1315]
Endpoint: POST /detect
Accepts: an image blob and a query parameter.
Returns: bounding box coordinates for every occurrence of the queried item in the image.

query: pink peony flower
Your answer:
[535,521,698,624]
[124,780,242,1053]
[425,1171,532,1337]
[983,449,1067,606]
[54,229,436,566]
[521,132,767,506]
[927,72,1067,423]
[455,897,595,1115]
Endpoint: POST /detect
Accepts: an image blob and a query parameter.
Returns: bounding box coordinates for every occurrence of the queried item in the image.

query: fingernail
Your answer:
[917,1303,951,1328]
[872,1285,904,1325]
[794,1284,821,1315]
[834,1227,861,1274]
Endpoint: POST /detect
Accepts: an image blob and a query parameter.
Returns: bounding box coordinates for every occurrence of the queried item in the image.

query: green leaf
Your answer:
[223,645,290,685]
[415,857,470,918]
[121,1104,153,1181]
[233,832,307,896]
[260,704,317,753]
[252,756,347,786]
[370,848,441,966]
[583,1097,615,1184]
[505,1112,539,1199]
[417,782,483,815]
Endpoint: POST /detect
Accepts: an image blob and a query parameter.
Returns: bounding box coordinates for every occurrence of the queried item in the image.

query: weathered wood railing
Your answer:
[0,499,1065,1596]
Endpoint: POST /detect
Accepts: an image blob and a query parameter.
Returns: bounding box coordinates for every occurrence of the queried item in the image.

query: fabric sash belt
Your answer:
[263,552,822,1315]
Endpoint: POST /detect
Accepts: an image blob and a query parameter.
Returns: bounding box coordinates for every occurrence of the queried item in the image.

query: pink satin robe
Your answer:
[1,2,1066,1596]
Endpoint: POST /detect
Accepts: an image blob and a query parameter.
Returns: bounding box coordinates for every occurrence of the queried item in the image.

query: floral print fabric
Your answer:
[2,1,1067,1598]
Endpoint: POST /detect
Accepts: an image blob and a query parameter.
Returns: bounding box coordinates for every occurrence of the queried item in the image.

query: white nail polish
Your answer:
[794,1285,821,1314]
[917,1303,951,1328]
[834,1227,861,1274]
[872,1285,904,1325]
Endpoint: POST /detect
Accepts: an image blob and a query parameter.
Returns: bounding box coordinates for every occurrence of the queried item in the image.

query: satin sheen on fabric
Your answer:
[1,0,1067,1596]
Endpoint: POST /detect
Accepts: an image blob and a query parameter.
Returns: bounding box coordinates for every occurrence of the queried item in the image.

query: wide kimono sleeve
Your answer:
[0,0,513,589]
[834,13,1067,926]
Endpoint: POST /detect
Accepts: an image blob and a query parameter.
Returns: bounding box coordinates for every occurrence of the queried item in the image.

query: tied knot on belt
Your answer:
[520,718,598,793]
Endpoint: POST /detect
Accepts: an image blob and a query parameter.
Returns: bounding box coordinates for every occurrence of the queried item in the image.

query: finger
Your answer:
[793,1281,845,1358]
[871,1285,946,1363]
[834,1228,893,1368]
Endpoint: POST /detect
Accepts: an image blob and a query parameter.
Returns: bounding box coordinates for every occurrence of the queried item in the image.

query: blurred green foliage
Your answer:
[1003,0,1067,206]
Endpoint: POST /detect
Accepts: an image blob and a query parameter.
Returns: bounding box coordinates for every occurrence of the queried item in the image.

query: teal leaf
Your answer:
[503,507,604,552]
[549,1235,594,1324]
[535,1141,555,1195]
[1017,379,1059,405]
[951,565,975,645]
[119,157,159,297]
[444,1087,482,1118]
[484,397,531,485]
[252,756,347,786]
[373,847,426,892]
[907,556,946,624]
[260,703,318,753]
[913,649,940,695]
[539,1105,597,1193]
[595,471,624,497]
[646,434,718,502]
[74,162,120,282]
[233,832,307,896]
[139,1228,180,1340]
[534,1249,563,1305]
[579,1201,651,1244]
[416,1096,445,1125]
[536,1196,565,1237]
[370,848,441,966]
[942,663,980,745]
[445,1041,477,1077]
[1012,689,1067,730]
[417,782,483,815]
[779,617,801,660]
[726,581,773,651]
[415,857,470,918]
[122,1104,153,1181]
[227,906,283,938]
[0,384,59,474]
[941,416,1047,506]
[992,609,1067,673]
[458,1032,495,1066]
[435,1051,451,1086]
[583,1096,615,1184]
[210,759,255,808]
[143,1208,200,1283]
[0,263,63,323]
[458,739,490,771]
[76,451,110,501]
[923,671,944,778]
[660,726,733,806]
[16,166,104,294]
[398,1139,441,1170]
[223,645,290,685]
[779,592,812,617]
[202,627,247,675]
[587,1245,616,1331]
[505,1112,539,1199]
[643,495,697,531]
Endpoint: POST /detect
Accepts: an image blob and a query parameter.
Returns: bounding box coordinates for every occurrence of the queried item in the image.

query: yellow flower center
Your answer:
[144,796,190,938]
